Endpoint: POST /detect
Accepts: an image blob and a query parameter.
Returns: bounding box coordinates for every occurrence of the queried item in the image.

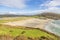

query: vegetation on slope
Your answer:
[34,12,60,20]
[0,24,59,40]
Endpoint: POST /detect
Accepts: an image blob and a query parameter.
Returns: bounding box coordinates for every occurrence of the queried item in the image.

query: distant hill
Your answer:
[0,14,31,17]
[35,12,60,20]
[0,12,60,20]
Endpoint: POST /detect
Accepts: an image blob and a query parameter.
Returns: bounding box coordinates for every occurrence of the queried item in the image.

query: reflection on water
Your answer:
[45,20,60,36]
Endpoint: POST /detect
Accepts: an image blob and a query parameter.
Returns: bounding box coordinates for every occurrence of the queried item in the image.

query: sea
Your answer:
[45,20,60,36]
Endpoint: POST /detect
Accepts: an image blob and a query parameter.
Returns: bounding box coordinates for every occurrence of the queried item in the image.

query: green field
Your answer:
[0,25,59,40]
[0,17,59,40]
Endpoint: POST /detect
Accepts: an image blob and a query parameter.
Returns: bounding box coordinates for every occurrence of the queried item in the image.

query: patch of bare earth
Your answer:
[0,35,13,40]
[14,35,54,40]
[0,35,54,40]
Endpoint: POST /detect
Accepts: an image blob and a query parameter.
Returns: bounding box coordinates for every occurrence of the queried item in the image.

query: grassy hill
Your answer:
[0,24,59,40]
[34,12,60,20]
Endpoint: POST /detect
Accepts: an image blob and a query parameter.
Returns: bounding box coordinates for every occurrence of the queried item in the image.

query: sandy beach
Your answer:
[3,18,52,29]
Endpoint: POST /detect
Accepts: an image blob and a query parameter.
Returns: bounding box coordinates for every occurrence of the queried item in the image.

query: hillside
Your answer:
[0,14,30,17]
[35,12,60,20]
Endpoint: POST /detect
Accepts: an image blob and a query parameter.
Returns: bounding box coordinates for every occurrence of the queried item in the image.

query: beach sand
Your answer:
[3,18,52,29]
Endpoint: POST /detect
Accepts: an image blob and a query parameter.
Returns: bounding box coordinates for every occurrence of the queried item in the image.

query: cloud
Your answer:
[0,0,28,9]
[40,0,60,7]
[30,7,60,15]
[38,0,60,13]
[45,7,60,13]
[32,0,60,14]
[46,0,60,7]
[0,0,60,14]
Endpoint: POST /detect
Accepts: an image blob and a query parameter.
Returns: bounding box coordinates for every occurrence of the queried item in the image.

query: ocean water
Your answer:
[52,20,60,25]
[45,20,60,36]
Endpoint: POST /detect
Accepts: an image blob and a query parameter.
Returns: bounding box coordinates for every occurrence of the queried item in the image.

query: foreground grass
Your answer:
[0,24,59,40]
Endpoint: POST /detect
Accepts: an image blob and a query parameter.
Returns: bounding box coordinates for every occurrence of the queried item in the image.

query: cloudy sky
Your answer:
[0,0,60,15]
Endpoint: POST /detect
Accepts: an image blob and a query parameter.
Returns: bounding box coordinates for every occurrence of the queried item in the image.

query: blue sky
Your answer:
[0,0,60,15]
